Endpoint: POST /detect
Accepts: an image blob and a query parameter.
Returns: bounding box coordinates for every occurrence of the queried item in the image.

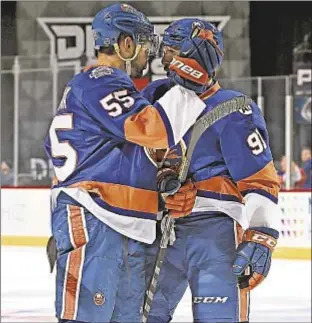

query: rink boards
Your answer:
[1,188,311,260]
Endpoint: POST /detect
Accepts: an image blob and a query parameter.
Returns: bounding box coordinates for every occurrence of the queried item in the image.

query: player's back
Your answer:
[46,66,156,189]
[45,66,159,228]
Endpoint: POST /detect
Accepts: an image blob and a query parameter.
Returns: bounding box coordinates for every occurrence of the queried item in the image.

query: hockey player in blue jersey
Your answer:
[142,18,282,322]
[44,5,203,323]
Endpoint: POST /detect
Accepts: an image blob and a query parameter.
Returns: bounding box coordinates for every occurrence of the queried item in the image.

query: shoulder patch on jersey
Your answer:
[238,104,253,115]
[89,66,114,79]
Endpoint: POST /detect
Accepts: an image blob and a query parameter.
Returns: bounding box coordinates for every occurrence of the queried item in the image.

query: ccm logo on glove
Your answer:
[244,230,277,251]
[232,227,279,292]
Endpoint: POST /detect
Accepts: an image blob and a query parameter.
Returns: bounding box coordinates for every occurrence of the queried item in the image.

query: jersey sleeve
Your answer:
[220,102,280,202]
[220,102,281,230]
[76,78,205,150]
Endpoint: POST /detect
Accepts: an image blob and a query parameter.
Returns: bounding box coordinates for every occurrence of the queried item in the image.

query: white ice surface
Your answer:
[1,246,311,322]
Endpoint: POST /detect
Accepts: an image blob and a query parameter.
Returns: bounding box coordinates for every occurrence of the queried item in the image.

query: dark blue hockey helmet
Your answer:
[92,4,159,57]
[162,18,224,92]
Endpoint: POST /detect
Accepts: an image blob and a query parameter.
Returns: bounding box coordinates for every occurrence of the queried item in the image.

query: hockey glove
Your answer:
[164,180,197,218]
[232,227,279,291]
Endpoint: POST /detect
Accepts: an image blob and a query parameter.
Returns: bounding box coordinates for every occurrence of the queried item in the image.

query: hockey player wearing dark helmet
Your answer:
[143,18,280,323]
[92,3,160,77]
[162,18,224,93]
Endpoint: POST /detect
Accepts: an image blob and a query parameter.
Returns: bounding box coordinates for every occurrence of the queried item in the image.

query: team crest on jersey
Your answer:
[89,66,114,79]
[37,16,230,78]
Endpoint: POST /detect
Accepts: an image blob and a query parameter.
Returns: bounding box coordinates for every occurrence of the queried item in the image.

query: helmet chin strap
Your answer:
[113,43,142,75]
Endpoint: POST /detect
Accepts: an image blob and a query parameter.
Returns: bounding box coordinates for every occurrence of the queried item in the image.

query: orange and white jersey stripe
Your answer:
[51,186,157,244]
[192,176,249,229]
[191,163,281,230]
[237,161,280,203]
[61,205,89,320]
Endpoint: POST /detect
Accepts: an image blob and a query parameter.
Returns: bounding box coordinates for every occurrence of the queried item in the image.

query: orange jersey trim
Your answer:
[70,181,158,214]
[124,105,169,149]
[68,205,88,248]
[199,81,221,100]
[62,206,87,320]
[195,176,243,202]
[234,222,250,322]
[62,248,84,320]
[237,161,280,199]
[239,288,249,321]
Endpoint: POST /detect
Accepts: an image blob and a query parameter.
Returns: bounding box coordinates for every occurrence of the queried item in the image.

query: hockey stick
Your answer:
[142,95,253,323]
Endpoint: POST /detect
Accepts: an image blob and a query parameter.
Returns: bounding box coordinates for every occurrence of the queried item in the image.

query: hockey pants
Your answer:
[145,213,250,323]
[52,192,147,323]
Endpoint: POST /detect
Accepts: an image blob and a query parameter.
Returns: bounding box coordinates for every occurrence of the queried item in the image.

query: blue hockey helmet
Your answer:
[162,18,224,92]
[92,3,159,66]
